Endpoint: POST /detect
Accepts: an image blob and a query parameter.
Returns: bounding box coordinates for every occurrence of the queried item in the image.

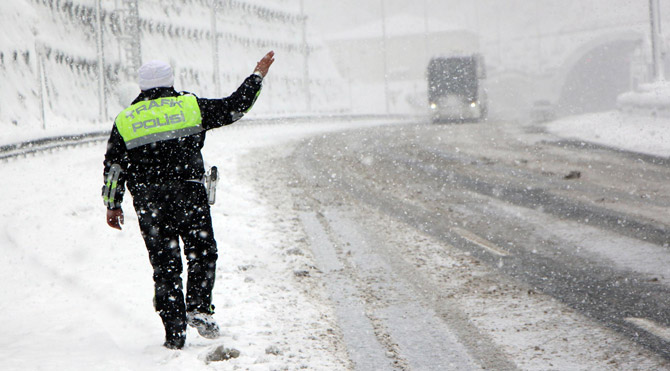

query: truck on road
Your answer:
[427,55,487,122]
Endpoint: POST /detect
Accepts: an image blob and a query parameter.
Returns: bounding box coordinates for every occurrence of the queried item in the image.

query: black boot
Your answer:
[163,328,186,350]
[186,310,220,339]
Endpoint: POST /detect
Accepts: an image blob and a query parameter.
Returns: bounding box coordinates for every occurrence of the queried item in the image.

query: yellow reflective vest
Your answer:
[114,94,203,149]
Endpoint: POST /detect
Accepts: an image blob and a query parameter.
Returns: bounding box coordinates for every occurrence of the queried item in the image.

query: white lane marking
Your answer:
[625,317,670,342]
[452,227,510,257]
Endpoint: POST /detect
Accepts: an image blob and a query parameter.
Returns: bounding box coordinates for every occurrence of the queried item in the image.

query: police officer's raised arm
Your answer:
[198,51,275,130]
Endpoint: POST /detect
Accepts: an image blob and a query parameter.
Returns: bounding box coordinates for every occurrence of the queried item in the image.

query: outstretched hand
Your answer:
[107,208,124,230]
[254,51,275,78]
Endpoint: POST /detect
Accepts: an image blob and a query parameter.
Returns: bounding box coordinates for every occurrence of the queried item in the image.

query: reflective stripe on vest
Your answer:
[115,95,203,149]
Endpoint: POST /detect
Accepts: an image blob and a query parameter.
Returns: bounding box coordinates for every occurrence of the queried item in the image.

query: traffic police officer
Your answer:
[102,51,275,349]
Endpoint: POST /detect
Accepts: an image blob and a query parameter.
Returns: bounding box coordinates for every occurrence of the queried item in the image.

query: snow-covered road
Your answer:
[279,118,670,370]
[2,115,670,370]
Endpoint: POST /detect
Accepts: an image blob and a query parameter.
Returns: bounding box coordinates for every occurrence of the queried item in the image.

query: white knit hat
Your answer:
[138,60,174,90]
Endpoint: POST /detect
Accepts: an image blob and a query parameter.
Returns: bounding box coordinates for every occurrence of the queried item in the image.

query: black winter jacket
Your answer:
[102,74,262,209]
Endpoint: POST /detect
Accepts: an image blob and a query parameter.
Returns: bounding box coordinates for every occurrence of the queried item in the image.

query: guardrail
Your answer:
[0,115,421,161]
[0,131,110,161]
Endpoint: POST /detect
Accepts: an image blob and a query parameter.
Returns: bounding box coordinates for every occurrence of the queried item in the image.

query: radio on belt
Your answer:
[205,166,218,205]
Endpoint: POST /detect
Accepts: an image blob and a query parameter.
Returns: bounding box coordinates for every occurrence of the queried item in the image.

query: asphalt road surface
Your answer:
[246,118,670,370]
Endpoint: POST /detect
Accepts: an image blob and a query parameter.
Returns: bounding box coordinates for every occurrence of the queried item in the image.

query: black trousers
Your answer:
[130,181,218,337]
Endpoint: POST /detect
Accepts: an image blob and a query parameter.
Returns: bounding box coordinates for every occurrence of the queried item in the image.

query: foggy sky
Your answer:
[305,0,666,41]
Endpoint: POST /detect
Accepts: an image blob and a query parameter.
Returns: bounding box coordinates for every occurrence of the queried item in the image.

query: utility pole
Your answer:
[299,0,311,112]
[535,1,542,75]
[380,0,390,114]
[650,0,665,81]
[423,0,429,62]
[119,0,141,78]
[95,0,107,121]
[211,0,221,96]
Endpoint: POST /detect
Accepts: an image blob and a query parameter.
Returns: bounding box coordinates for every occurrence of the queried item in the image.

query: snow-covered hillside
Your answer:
[0,0,348,135]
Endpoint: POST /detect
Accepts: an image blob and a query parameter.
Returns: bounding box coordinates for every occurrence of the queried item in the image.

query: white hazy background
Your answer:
[2,0,670,138]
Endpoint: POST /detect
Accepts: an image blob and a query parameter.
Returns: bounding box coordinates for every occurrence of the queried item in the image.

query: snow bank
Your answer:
[547,110,670,157]
[617,81,670,118]
[0,119,381,370]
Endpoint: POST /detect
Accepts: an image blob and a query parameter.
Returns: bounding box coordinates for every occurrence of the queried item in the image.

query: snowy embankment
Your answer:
[546,110,670,158]
[546,83,670,158]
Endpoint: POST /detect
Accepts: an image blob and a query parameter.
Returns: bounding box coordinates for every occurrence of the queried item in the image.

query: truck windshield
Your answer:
[428,57,478,101]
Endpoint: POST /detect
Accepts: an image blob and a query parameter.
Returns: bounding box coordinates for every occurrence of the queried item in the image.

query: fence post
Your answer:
[380,0,390,114]
[96,0,107,121]
[211,0,221,96]
[299,0,311,112]
[35,40,47,130]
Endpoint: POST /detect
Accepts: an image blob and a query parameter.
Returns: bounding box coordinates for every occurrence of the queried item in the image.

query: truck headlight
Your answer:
[470,102,477,108]
[430,102,437,110]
